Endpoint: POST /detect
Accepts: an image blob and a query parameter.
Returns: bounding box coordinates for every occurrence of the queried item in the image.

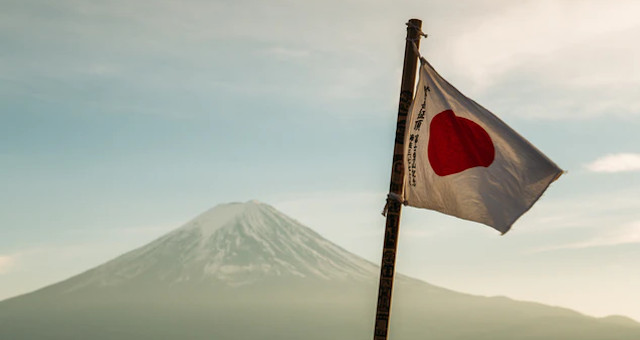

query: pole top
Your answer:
[406,19,423,36]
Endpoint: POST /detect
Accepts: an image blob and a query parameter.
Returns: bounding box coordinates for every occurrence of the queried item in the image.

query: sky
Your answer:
[1,0,640,321]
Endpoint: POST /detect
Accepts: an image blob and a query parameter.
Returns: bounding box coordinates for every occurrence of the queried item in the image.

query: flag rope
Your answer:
[405,22,426,60]
[406,21,428,39]
[381,192,408,217]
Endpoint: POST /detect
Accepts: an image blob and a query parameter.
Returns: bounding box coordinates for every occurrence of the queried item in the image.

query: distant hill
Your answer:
[1,201,639,339]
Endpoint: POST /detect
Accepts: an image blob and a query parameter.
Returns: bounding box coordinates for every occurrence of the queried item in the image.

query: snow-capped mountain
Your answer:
[49,201,379,293]
[2,200,639,340]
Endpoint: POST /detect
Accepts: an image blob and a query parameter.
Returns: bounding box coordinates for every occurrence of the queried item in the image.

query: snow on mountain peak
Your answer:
[58,201,378,292]
[176,200,265,238]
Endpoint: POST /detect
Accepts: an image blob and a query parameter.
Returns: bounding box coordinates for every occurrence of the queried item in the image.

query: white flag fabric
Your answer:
[404,58,562,234]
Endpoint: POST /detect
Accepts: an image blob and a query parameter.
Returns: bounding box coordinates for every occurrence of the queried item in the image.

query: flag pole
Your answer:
[373,18,422,340]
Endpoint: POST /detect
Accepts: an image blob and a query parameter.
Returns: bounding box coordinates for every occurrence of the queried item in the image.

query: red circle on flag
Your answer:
[428,110,495,176]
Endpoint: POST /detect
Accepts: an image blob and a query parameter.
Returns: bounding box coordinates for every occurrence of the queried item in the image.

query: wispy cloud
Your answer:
[0,255,15,274]
[586,153,640,173]
[533,220,640,252]
[263,47,310,59]
[444,0,640,119]
[450,1,640,83]
[6,0,640,120]
[505,186,640,255]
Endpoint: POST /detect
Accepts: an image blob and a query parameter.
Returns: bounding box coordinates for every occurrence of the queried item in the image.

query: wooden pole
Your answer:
[373,18,422,340]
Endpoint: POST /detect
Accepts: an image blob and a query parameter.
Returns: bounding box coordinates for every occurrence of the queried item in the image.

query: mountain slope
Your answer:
[37,201,380,295]
[1,201,639,340]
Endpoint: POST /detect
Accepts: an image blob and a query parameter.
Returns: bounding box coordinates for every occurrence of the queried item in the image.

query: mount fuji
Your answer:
[1,201,639,339]
[38,201,380,292]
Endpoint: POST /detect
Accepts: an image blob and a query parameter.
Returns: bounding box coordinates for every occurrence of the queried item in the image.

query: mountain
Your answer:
[1,201,639,340]
[35,201,380,293]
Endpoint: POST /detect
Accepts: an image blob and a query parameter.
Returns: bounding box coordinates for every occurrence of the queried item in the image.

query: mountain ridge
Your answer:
[1,200,639,340]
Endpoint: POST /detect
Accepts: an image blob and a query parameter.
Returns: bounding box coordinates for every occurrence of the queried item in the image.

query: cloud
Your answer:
[0,256,15,274]
[6,0,640,121]
[450,1,640,81]
[263,47,310,59]
[442,0,640,119]
[534,220,640,252]
[586,153,640,173]
[508,185,640,255]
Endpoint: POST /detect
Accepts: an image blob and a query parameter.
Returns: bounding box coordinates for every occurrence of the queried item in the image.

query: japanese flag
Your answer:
[404,59,563,234]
